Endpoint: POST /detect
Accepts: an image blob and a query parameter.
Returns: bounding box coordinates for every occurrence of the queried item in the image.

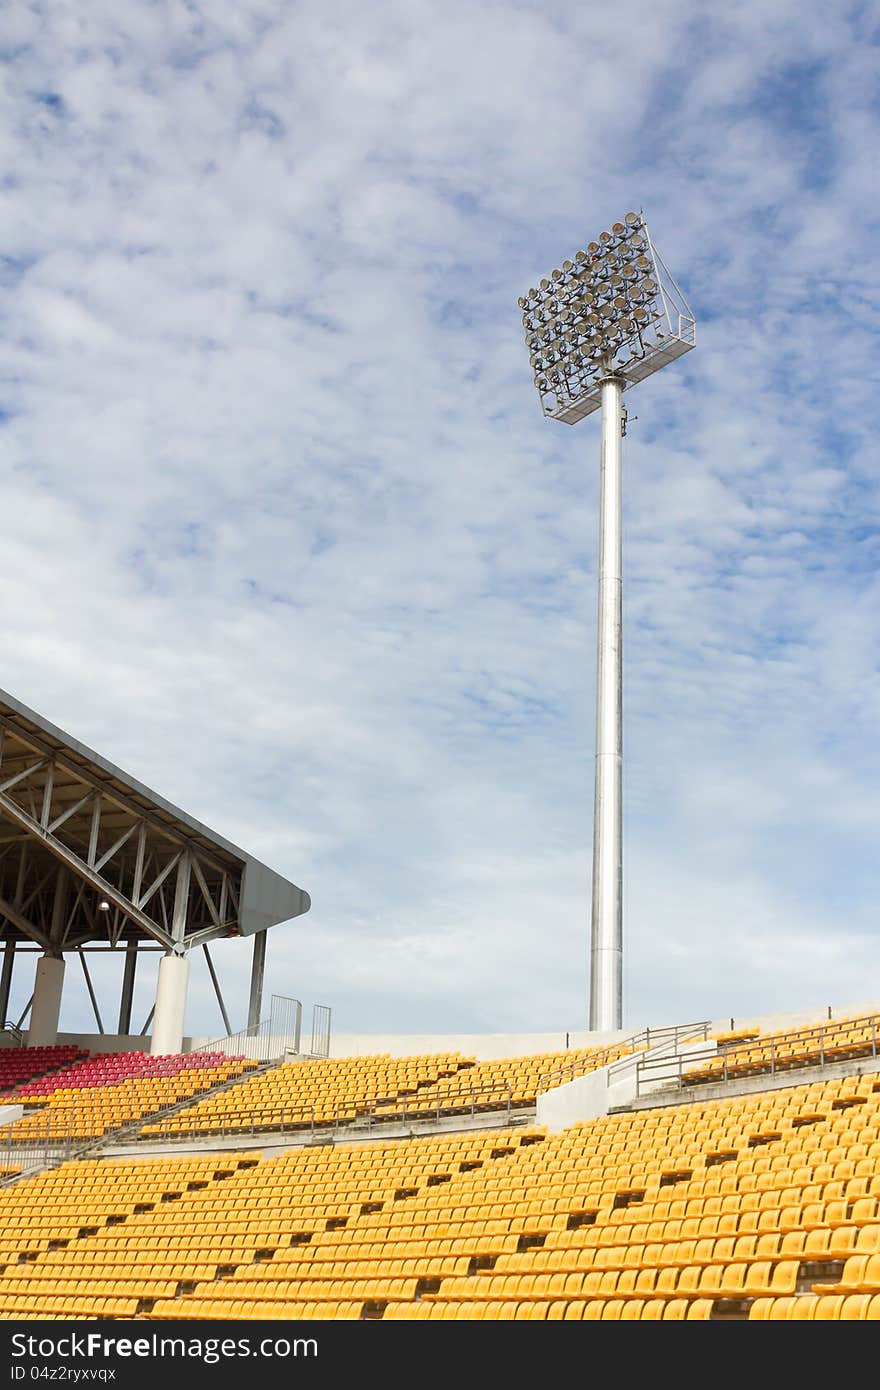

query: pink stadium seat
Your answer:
[0,1044,86,1092]
[15,1049,244,1097]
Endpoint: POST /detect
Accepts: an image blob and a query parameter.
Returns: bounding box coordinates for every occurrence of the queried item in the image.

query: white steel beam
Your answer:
[0,789,173,947]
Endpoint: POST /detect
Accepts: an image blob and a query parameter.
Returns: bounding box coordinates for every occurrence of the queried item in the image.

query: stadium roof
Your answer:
[0,687,310,954]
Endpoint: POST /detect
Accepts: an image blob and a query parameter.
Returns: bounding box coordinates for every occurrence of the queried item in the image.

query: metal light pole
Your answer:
[590,371,624,1030]
[518,213,695,1032]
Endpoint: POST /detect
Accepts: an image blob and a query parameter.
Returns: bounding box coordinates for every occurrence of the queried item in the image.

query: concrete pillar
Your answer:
[150,953,189,1055]
[28,955,66,1047]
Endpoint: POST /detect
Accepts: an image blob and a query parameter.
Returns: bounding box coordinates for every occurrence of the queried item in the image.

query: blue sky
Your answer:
[2,0,880,1038]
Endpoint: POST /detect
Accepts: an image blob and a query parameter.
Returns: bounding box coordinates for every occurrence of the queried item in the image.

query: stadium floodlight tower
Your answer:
[518,212,695,1031]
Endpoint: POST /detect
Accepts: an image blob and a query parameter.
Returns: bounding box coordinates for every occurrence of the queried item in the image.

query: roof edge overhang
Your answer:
[239,862,311,937]
[0,686,311,940]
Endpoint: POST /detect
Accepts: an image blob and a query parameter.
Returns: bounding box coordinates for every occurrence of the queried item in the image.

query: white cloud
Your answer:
[2,0,880,1041]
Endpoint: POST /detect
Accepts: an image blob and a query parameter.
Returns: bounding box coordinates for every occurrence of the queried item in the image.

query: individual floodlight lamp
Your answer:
[519,212,695,1032]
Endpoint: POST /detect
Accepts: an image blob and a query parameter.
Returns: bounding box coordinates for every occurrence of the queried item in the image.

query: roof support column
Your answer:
[28,955,65,1047]
[28,867,68,1047]
[202,945,231,1036]
[49,867,68,953]
[150,953,189,1056]
[151,851,192,1056]
[78,951,104,1035]
[0,941,14,1026]
[247,930,267,1031]
[117,942,137,1036]
[171,852,191,946]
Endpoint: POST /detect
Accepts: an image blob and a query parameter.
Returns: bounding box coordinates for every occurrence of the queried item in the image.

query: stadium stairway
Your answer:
[86,1056,284,1153]
[0,1054,274,1184]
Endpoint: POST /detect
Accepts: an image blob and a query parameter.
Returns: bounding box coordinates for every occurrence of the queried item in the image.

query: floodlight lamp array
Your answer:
[518,212,695,424]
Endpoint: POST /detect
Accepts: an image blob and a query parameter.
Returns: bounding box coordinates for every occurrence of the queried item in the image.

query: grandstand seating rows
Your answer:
[17,1050,221,1095]
[138,1015,880,1141]
[17,1050,251,1097]
[3,1012,876,1157]
[2,1068,880,1319]
[142,1053,477,1134]
[370,1044,637,1119]
[7,1052,257,1142]
[0,1045,86,1093]
[686,1013,880,1085]
[140,1043,636,1136]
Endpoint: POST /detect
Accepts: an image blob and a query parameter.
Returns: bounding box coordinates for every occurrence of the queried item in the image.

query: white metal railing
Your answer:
[536,1020,711,1096]
[619,1016,880,1101]
[0,1109,82,1183]
[310,1005,332,1059]
[602,1020,713,1094]
[190,1020,282,1064]
[269,995,303,1055]
[192,995,324,1064]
